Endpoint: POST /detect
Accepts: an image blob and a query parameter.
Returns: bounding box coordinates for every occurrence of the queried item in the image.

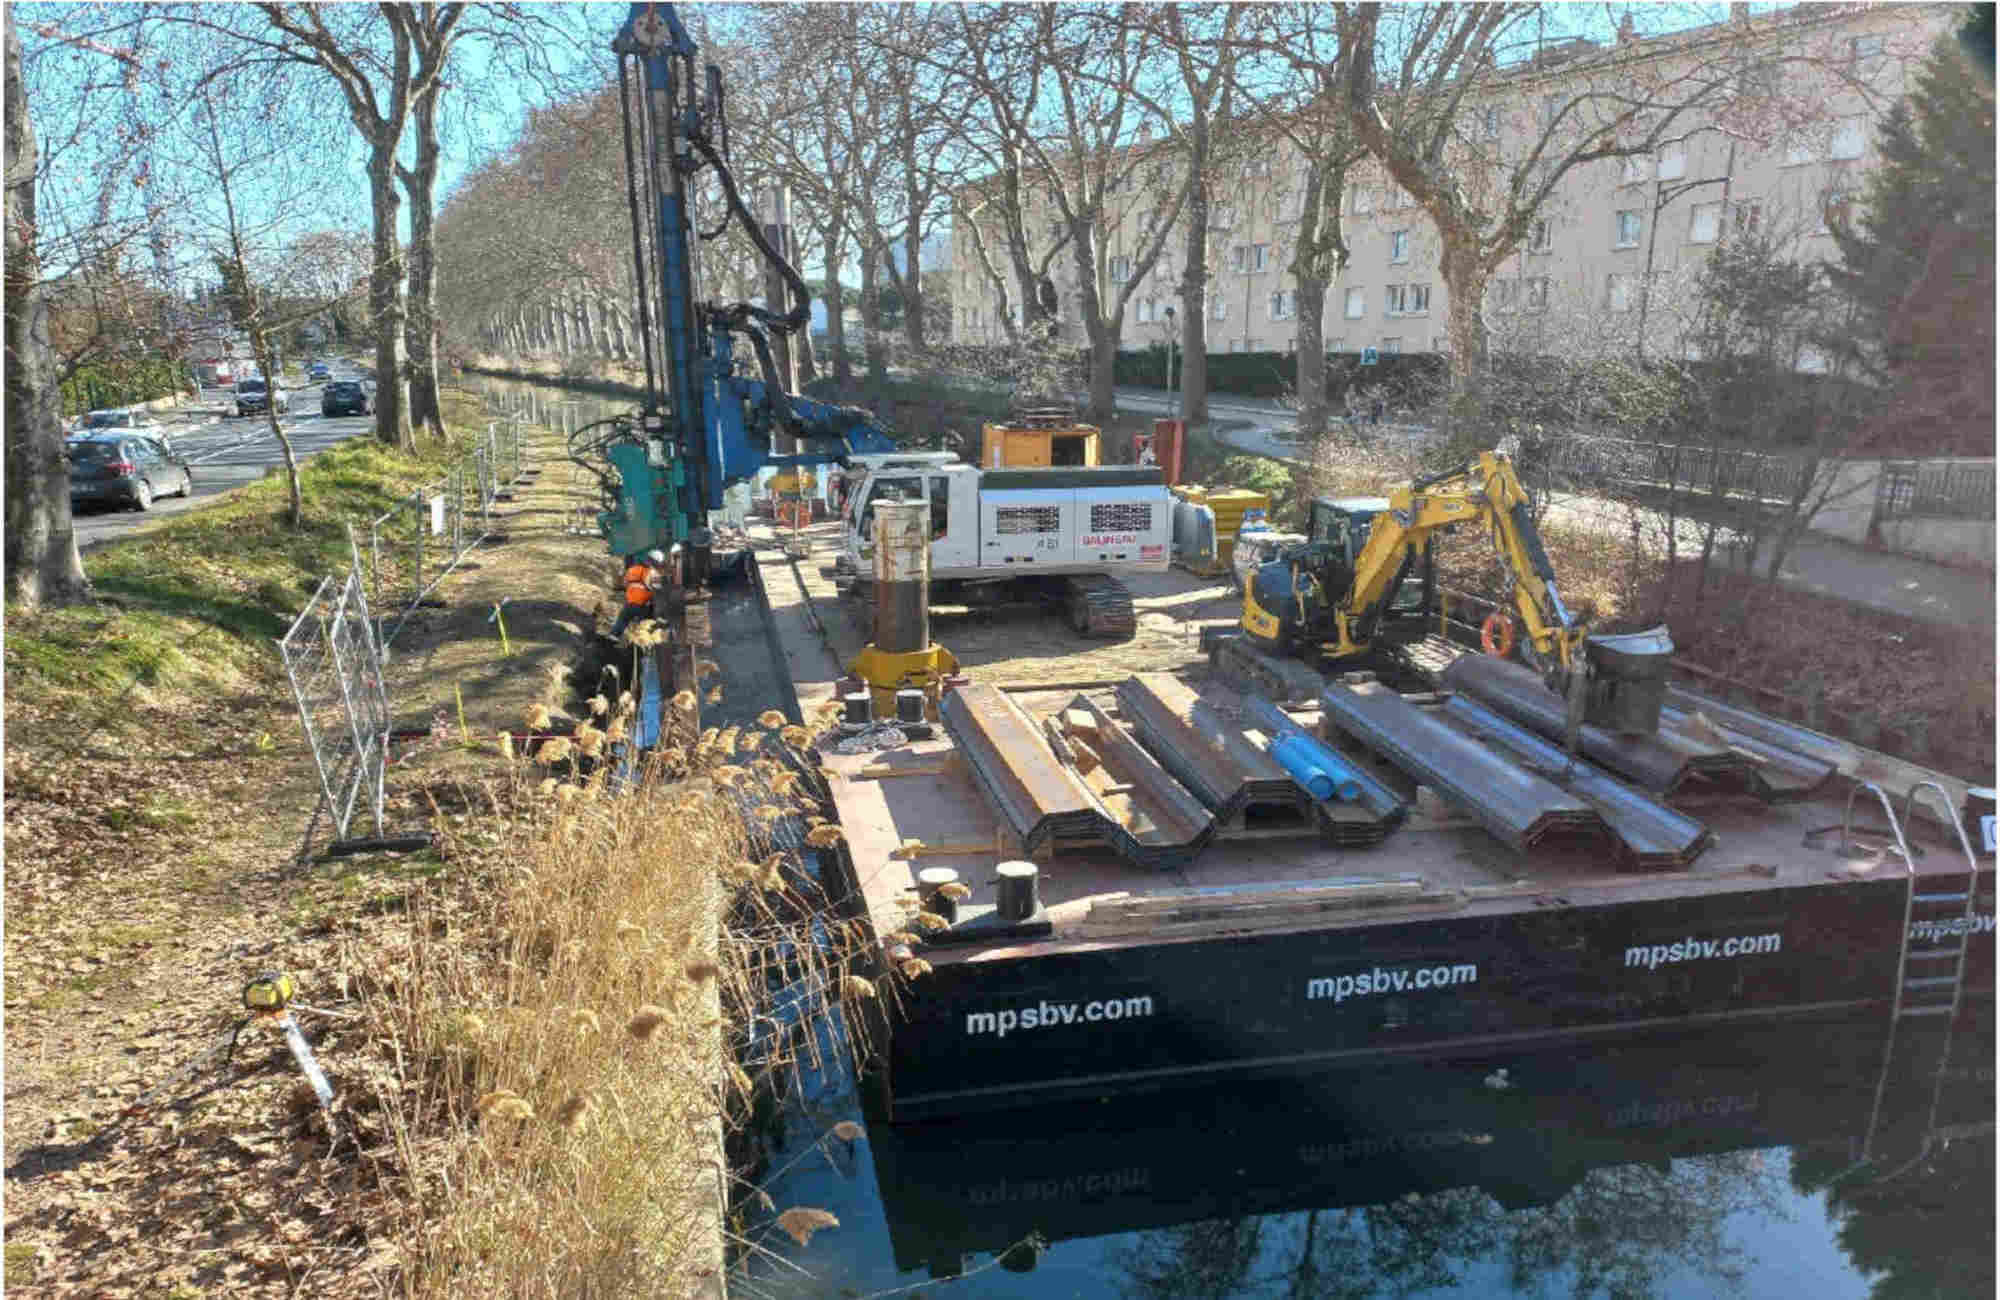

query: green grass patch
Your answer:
[7,405,493,728]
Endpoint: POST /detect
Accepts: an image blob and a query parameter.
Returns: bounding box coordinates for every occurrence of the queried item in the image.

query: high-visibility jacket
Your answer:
[623,563,653,606]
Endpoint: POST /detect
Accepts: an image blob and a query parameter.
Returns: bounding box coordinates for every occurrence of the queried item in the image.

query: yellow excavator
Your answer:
[1223,450,1672,727]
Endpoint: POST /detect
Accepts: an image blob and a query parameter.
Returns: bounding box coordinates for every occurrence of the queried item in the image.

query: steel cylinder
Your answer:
[872,499,931,654]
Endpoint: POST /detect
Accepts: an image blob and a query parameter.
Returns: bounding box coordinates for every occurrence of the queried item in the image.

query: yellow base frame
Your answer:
[848,642,960,714]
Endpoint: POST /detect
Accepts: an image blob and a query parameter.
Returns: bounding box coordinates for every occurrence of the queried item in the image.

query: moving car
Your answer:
[235,376,289,417]
[308,361,332,383]
[66,433,192,512]
[79,407,162,433]
[321,380,372,417]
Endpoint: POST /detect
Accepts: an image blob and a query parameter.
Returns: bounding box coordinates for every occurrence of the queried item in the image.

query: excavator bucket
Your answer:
[1582,626,1675,735]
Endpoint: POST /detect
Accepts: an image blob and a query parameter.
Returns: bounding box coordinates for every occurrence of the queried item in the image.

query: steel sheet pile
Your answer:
[1441,654,1777,798]
[1320,679,1611,853]
[1438,695,1715,869]
[1118,673,1404,847]
[940,682,1212,869]
[1057,694,1216,869]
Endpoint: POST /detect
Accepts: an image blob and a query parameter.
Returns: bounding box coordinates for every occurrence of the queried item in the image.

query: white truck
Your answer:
[833,453,1173,639]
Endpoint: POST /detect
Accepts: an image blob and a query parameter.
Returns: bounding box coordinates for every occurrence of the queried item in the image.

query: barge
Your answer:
[824,674,1993,1122]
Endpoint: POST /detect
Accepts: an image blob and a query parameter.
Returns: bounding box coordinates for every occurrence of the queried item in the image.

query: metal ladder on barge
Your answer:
[1841,780,1986,1163]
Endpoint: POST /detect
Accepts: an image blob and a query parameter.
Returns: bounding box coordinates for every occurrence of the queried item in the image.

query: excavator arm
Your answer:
[1341,450,1585,675]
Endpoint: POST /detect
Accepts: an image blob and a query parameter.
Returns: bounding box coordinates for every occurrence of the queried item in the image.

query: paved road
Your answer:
[73,366,377,550]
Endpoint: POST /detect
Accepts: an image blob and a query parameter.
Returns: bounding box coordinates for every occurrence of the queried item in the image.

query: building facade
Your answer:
[949,4,1956,367]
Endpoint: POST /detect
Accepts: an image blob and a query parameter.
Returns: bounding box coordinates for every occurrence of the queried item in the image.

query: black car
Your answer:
[67,434,192,512]
[322,380,372,417]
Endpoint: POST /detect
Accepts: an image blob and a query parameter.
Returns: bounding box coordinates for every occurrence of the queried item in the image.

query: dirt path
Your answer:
[1,427,610,1297]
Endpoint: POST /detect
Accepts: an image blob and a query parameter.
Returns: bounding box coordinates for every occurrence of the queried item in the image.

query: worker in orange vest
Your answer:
[610,549,667,640]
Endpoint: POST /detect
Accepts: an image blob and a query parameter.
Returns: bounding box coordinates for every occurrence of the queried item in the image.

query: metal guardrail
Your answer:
[1539,431,1817,505]
[1876,459,1996,521]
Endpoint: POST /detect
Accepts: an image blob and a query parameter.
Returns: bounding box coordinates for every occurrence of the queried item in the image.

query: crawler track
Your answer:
[1063,574,1136,641]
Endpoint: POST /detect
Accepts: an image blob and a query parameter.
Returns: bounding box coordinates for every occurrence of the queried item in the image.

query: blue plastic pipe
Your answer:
[1245,694,1365,803]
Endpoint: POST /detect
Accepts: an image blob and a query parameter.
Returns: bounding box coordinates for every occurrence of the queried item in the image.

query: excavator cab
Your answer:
[1243,497,1433,655]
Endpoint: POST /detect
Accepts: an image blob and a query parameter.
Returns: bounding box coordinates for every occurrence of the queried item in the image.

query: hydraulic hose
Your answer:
[685,130,812,336]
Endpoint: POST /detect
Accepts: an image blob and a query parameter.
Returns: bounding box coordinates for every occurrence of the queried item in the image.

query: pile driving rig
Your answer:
[573,3,900,580]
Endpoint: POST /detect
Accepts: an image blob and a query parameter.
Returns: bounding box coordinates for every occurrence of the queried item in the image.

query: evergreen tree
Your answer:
[1828,15,1995,453]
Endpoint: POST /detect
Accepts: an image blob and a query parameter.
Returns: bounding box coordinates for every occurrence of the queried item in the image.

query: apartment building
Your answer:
[949,4,1956,366]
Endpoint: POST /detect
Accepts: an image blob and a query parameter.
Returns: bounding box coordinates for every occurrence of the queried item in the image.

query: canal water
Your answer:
[483,372,1995,1300]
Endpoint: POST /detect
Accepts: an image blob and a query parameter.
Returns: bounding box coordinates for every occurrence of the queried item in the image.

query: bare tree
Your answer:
[5,7,90,607]
[1326,3,1869,433]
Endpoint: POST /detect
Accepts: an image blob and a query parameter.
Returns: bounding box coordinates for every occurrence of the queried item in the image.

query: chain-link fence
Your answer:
[280,553,391,854]
[361,413,530,648]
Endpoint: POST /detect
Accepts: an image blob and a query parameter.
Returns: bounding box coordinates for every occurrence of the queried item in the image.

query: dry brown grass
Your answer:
[351,687,883,1296]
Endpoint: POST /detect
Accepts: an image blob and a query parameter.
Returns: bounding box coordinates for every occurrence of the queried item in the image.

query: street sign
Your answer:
[1360,347,1379,366]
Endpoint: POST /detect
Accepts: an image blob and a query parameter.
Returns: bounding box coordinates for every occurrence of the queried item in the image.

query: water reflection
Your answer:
[746,1011,1991,1298]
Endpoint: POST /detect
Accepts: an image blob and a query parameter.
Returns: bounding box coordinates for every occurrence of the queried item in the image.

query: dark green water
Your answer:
[745,1012,1992,1299]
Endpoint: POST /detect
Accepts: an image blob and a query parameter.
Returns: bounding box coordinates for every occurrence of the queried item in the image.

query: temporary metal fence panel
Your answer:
[279,565,390,846]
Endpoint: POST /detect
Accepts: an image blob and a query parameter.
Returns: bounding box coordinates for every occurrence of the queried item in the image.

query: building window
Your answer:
[1830,116,1866,161]
[1620,154,1650,185]
[1213,298,1228,322]
[1110,255,1131,283]
[1482,106,1500,139]
[1251,243,1270,272]
[1523,277,1550,312]
[1269,290,1295,320]
[1529,218,1552,252]
[1607,272,1637,313]
[1211,204,1237,230]
[1733,200,1763,236]
[1384,283,1407,315]
[1490,280,1518,312]
[1657,139,1686,180]
[1230,339,1248,353]
[1380,336,1403,356]
[1406,284,1430,315]
[1796,345,1830,374]
[1431,335,1447,354]
[1389,230,1410,263]
[1344,287,1365,319]
[1850,34,1885,77]
[1135,298,1153,323]
[1614,210,1643,248]
[1346,183,1373,216]
[1689,201,1720,244]
[1230,244,1248,272]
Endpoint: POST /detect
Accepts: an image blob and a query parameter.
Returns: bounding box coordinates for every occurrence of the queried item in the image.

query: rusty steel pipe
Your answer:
[872,499,930,655]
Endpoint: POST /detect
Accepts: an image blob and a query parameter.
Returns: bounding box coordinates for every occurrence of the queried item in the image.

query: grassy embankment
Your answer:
[5,389,869,1296]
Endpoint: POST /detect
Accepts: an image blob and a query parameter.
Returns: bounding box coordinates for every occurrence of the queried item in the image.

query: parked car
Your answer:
[321,380,372,417]
[66,433,192,512]
[235,376,289,417]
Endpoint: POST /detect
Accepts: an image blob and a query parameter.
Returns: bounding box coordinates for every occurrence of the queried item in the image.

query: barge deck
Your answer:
[749,532,1993,1124]
[824,679,1993,1120]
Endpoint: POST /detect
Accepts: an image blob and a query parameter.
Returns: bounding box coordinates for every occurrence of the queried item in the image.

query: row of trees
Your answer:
[6,2,592,606]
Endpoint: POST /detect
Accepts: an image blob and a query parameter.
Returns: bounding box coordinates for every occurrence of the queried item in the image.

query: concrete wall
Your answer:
[1805,458,1997,571]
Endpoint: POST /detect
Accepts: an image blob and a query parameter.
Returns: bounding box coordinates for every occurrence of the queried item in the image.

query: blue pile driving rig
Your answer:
[574,2,899,581]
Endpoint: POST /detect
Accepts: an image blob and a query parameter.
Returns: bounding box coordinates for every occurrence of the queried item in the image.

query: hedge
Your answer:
[1114,347,1447,404]
[58,359,188,418]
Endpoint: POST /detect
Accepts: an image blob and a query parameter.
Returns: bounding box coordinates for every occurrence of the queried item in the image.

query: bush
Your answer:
[57,358,188,417]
